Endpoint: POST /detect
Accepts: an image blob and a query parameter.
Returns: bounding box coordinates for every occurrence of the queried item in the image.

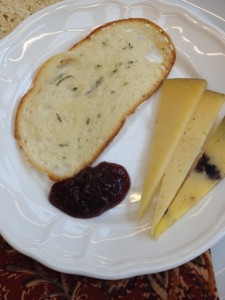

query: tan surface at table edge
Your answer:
[0,0,62,39]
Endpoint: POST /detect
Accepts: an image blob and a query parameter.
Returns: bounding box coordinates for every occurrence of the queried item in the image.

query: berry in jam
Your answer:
[49,162,130,218]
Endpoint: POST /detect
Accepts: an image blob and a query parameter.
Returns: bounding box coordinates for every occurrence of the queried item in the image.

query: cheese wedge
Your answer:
[154,116,225,238]
[138,78,206,219]
[151,90,224,236]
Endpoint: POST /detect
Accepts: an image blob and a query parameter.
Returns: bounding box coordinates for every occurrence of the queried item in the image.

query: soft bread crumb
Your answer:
[15,18,176,181]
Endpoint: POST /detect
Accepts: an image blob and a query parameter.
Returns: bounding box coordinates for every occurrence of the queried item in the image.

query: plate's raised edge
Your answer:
[170,0,225,34]
[1,0,225,49]
[1,215,225,280]
[1,0,225,279]
[0,0,99,46]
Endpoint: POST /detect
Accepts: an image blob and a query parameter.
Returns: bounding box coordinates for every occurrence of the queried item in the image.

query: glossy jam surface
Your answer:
[49,162,130,218]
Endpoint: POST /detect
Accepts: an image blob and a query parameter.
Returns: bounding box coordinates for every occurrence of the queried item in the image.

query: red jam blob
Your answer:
[49,162,130,218]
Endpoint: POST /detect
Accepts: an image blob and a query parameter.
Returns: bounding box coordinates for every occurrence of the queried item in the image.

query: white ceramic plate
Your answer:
[1,0,225,280]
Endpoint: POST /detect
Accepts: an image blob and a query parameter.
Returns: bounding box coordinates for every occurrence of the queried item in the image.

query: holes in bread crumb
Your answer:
[59,58,76,66]
[57,58,80,73]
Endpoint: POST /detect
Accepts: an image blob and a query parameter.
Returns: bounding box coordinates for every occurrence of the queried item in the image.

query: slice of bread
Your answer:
[15,18,176,181]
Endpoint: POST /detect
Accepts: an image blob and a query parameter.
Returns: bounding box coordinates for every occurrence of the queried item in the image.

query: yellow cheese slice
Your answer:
[154,116,225,238]
[151,90,224,236]
[138,78,206,219]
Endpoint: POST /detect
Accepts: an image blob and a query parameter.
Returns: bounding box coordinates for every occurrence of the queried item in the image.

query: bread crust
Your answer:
[15,18,176,181]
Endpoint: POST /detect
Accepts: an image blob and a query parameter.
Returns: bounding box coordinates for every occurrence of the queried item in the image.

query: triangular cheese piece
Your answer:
[138,78,206,219]
[154,115,225,238]
[151,90,224,236]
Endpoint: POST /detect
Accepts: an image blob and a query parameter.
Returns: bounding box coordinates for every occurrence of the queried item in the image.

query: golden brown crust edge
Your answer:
[14,18,176,181]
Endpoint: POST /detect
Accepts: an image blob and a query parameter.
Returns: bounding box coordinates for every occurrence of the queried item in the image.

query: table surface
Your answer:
[0,0,225,298]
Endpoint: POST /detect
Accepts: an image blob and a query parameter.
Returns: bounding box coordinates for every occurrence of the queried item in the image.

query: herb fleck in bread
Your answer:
[15,18,176,181]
